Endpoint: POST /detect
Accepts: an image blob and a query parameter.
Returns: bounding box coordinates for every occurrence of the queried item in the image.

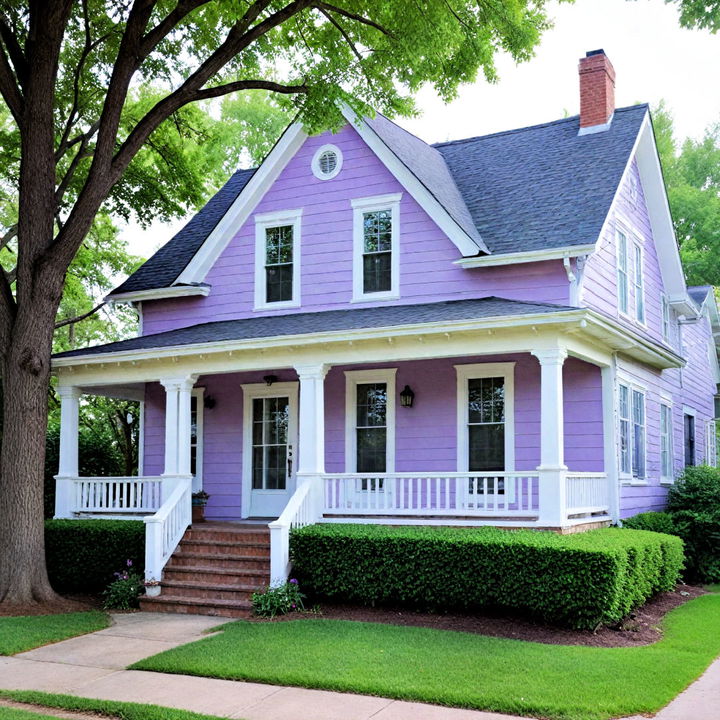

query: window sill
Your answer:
[660,479,675,487]
[253,300,301,312]
[620,477,649,486]
[350,294,400,304]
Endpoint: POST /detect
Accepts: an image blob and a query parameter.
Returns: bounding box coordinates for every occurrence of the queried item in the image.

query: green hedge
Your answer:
[45,519,145,593]
[290,524,684,629]
[622,512,676,535]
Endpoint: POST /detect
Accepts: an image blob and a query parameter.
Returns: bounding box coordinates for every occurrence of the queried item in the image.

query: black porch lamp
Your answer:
[399,385,415,408]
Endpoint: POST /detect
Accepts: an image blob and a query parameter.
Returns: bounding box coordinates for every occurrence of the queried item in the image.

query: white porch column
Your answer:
[294,364,329,479]
[532,348,568,528]
[160,376,196,485]
[601,361,620,524]
[54,386,82,518]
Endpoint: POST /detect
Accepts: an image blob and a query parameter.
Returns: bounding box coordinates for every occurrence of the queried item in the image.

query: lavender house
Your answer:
[52,51,720,616]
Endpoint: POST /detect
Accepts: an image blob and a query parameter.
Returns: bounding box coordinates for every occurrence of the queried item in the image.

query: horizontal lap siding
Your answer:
[142,355,605,518]
[142,124,569,335]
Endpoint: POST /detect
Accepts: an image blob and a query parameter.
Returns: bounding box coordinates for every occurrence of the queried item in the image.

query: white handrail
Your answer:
[70,476,162,514]
[143,476,192,593]
[565,472,609,517]
[268,479,318,586]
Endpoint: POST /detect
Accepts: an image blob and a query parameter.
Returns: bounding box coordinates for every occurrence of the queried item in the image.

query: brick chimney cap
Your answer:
[586,49,605,58]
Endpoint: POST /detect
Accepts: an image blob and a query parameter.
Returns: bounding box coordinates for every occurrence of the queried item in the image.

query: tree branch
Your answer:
[318,7,364,64]
[0,14,28,90]
[193,79,308,101]
[54,301,105,329]
[0,224,17,252]
[314,2,393,37]
[139,0,212,56]
[0,40,23,123]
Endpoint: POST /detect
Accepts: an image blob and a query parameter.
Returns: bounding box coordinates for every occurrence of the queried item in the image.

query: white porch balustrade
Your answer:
[71,477,162,514]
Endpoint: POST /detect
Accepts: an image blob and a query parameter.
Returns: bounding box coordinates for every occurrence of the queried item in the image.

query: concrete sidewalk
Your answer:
[1,612,718,720]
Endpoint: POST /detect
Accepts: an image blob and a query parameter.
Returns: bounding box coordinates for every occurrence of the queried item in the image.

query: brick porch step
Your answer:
[142,522,271,617]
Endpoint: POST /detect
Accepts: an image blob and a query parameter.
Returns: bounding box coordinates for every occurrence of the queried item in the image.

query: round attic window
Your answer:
[311,144,343,180]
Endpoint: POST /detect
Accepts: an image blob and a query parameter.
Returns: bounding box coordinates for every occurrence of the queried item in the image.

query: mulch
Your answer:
[0,593,104,617]
[0,699,114,720]
[255,583,706,648]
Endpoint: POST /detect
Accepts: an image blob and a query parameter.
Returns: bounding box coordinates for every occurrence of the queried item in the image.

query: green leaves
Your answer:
[290,524,684,629]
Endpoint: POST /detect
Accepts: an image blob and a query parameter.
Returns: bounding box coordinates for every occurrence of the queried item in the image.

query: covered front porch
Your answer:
[51,301,681,586]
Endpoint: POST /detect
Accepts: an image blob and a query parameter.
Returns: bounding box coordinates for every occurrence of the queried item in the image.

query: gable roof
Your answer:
[434,104,648,254]
[688,285,713,310]
[110,105,649,299]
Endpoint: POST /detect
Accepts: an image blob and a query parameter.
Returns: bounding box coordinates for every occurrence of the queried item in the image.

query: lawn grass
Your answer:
[0,612,109,655]
[0,690,231,720]
[704,583,720,593]
[133,594,720,720]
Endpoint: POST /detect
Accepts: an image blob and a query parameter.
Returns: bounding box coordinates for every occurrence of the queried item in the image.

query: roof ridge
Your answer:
[432,103,649,149]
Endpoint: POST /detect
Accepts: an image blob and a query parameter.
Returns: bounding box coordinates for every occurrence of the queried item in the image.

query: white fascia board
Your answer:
[107,285,211,303]
[174,122,308,286]
[340,105,484,258]
[53,309,587,368]
[454,244,597,268]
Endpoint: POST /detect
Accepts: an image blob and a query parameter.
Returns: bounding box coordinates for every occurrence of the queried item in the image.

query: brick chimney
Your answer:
[578,49,615,134]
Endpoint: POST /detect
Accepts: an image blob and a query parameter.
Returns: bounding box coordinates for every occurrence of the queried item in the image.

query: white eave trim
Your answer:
[173,122,308,286]
[106,285,211,303]
[52,306,682,371]
[454,244,597,268]
[340,104,486,258]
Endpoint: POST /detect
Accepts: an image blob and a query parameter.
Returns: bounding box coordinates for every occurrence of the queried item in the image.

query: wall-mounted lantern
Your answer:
[263,374,278,387]
[399,385,415,408]
[204,396,216,410]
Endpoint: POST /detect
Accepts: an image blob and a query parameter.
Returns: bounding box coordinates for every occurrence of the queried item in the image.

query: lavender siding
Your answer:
[143,354,603,520]
[141,124,569,335]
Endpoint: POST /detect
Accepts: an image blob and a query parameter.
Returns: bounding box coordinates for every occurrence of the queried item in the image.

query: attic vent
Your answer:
[311,143,343,180]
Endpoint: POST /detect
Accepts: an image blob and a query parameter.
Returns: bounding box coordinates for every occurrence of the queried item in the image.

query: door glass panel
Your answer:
[252,396,289,490]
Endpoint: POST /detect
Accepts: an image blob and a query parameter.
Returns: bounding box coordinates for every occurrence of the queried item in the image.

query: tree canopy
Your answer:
[667,0,720,32]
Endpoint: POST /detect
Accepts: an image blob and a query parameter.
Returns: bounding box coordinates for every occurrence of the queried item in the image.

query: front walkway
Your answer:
[0,612,717,720]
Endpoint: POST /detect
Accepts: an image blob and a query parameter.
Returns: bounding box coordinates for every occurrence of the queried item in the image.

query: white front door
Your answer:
[242,382,298,518]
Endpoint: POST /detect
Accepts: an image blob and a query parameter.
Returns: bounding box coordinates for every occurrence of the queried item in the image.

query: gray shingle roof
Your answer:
[688,285,713,309]
[111,168,255,295]
[111,105,648,295]
[54,297,575,359]
[433,104,648,254]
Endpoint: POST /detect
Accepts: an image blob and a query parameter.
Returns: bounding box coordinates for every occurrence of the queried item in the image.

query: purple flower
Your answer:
[126,559,133,567]
[291,604,296,609]
[289,578,298,585]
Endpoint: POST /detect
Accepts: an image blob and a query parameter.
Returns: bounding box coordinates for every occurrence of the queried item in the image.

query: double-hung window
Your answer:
[684,412,696,467]
[351,194,401,302]
[190,389,204,492]
[254,209,302,309]
[634,244,645,324]
[661,295,671,343]
[617,230,629,315]
[618,382,646,480]
[706,420,718,467]
[660,403,673,482]
[345,369,396,480]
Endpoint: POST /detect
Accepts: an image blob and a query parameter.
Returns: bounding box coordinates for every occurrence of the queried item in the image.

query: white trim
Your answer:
[176,123,308,286]
[138,400,145,477]
[241,381,298,518]
[254,208,302,310]
[682,405,697,417]
[191,388,204,493]
[661,293,671,344]
[107,285,210,304]
[616,227,630,318]
[660,399,674,483]
[344,368,397,473]
[351,193,401,302]
[601,362,620,523]
[341,104,485,257]
[311,143,343,181]
[633,242,646,326]
[454,244,598,269]
[455,362,515,473]
[577,113,614,136]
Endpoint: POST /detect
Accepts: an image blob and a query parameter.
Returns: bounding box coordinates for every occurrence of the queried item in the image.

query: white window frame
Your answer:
[344,368,397,473]
[661,294,671,343]
[191,388,204,493]
[254,208,302,310]
[351,193,401,303]
[706,420,718,467]
[660,398,674,484]
[618,379,647,484]
[311,143,343,181]
[616,229,630,317]
[683,405,697,468]
[634,243,646,325]
[455,363,516,474]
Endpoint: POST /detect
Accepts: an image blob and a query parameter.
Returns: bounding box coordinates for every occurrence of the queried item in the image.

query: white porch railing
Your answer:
[144,476,192,592]
[323,472,540,517]
[71,477,162,514]
[565,472,610,517]
[268,478,320,586]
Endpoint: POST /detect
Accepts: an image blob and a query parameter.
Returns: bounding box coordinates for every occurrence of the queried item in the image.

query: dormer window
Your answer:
[254,209,302,310]
[311,144,343,180]
[351,193,401,302]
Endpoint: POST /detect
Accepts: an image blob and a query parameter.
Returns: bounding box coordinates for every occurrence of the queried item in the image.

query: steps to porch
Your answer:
[140,523,270,618]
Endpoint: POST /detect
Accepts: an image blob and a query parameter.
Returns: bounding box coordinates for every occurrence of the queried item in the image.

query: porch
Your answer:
[51,299,681,591]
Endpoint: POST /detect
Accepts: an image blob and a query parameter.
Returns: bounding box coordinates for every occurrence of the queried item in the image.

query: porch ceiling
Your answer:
[52,297,683,386]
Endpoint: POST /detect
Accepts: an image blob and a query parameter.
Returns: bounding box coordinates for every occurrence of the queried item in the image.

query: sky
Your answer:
[121,0,720,260]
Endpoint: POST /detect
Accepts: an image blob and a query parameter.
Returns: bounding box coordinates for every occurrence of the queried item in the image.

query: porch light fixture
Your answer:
[204,396,216,410]
[399,385,415,408]
[263,374,278,387]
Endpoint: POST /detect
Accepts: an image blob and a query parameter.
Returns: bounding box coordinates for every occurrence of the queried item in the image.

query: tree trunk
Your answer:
[0,300,60,604]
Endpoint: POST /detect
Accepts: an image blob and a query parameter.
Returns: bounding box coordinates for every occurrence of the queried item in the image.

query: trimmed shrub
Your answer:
[667,465,720,583]
[290,524,684,629]
[45,519,145,593]
[622,512,676,535]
